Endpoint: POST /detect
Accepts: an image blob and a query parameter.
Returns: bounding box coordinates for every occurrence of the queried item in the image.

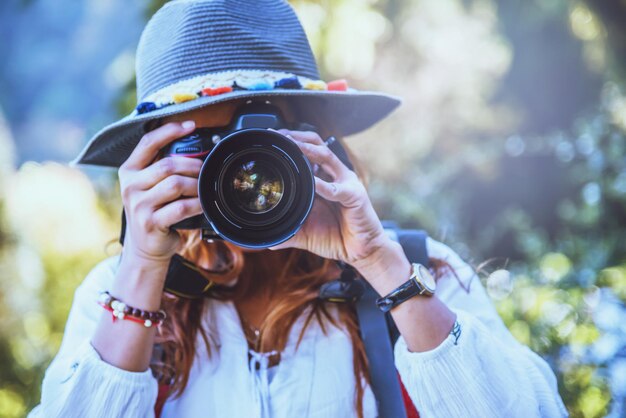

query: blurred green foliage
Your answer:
[2,0,626,417]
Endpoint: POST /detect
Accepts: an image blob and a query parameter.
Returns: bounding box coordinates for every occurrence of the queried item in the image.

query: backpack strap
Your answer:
[384,226,430,346]
[355,280,408,418]
[319,223,429,418]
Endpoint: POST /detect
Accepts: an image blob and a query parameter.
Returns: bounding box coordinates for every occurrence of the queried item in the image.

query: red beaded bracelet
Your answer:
[98,291,166,328]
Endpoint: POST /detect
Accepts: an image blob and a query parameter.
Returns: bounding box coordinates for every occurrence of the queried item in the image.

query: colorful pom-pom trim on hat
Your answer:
[328,79,349,91]
[274,76,301,89]
[134,71,351,115]
[173,93,198,104]
[202,86,233,96]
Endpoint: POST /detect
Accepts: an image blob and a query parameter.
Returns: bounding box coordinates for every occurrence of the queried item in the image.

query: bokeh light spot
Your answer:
[540,253,572,282]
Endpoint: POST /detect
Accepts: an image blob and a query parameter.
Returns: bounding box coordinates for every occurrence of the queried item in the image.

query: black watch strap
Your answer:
[376,276,424,313]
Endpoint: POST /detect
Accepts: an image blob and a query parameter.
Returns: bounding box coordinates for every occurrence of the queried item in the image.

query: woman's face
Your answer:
[161,98,296,129]
[161,100,239,128]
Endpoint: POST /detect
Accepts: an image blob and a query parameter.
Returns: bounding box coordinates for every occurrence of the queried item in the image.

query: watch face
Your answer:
[416,264,436,293]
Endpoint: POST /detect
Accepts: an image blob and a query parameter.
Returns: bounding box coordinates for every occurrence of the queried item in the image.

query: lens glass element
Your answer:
[229,160,284,214]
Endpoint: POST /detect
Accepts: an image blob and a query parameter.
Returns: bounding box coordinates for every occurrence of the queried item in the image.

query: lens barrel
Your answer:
[198,129,315,248]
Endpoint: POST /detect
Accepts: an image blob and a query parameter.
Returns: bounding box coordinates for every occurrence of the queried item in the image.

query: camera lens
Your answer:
[217,147,295,227]
[228,159,284,214]
[198,128,315,248]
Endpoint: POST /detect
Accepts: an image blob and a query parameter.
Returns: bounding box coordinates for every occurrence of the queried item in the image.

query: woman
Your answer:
[30,0,567,417]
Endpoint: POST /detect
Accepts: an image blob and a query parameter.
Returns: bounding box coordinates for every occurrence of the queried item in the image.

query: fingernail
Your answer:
[182,120,195,130]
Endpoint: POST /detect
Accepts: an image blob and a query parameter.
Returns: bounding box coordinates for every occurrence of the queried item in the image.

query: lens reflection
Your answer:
[230,160,284,213]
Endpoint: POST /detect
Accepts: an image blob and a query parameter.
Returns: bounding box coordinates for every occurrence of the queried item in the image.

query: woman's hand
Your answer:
[118,121,204,267]
[92,121,205,371]
[270,129,401,279]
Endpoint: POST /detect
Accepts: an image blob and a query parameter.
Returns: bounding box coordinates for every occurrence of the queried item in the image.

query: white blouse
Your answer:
[29,238,568,418]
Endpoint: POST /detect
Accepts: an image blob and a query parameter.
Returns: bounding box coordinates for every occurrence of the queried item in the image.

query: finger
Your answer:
[141,175,199,208]
[295,141,352,181]
[152,197,203,231]
[122,121,196,170]
[314,177,362,208]
[269,129,322,176]
[277,129,324,145]
[132,156,203,190]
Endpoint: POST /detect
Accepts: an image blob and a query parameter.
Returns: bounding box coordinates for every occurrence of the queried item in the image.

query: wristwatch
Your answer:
[376,263,436,312]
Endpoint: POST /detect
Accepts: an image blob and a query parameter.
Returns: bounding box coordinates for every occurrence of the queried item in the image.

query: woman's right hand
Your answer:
[91,121,203,372]
[117,120,204,266]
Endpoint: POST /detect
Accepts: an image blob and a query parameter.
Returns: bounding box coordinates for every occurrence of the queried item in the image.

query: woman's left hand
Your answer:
[270,129,400,276]
[272,131,457,354]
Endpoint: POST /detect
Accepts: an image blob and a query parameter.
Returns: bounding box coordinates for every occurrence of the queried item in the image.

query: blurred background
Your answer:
[1,0,625,416]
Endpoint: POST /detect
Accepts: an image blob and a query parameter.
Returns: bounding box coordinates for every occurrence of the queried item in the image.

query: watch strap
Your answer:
[376,273,424,313]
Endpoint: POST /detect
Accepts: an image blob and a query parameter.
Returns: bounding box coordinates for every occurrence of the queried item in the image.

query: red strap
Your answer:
[155,384,170,418]
[399,374,420,418]
[155,379,420,417]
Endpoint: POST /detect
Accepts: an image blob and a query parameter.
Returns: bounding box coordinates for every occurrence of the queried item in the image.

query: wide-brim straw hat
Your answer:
[73,0,402,167]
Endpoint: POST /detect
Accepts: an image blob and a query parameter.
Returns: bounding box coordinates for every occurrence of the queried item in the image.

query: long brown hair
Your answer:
[151,137,457,418]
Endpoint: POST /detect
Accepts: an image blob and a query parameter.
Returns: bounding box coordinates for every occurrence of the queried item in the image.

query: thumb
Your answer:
[268,234,302,251]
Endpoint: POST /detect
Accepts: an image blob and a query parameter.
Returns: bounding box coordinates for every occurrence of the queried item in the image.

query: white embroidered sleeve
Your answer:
[28,256,158,418]
[393,238,568,418]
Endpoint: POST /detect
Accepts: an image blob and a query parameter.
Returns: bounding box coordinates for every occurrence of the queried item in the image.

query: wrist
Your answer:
[121,246,174,270]
[112,253,170,311]
[353,238,412,296]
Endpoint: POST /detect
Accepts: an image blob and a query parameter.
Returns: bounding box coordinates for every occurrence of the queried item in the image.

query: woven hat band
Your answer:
[136,0,319,102]
[134,70,348,116]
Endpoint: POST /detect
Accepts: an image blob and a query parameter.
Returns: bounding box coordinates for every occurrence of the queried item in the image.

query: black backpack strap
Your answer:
[319,224,430,418]
[396,229,429,268]
[356,281,408,418]
[385,227,430,345]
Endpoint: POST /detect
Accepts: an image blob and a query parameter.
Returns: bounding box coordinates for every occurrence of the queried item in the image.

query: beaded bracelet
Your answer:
[98,291,166,328]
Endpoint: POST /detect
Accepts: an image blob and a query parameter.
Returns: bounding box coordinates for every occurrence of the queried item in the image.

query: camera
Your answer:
[163,102,316,249]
